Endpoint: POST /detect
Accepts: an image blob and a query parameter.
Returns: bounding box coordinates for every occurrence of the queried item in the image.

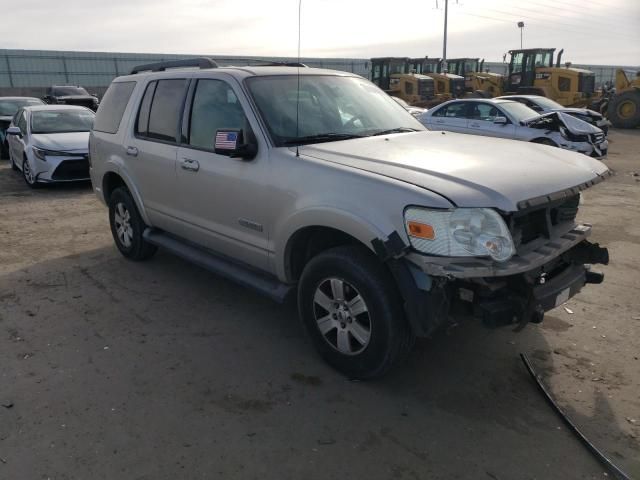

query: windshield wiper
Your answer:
[283,133,365,146]
[370,127,420,136]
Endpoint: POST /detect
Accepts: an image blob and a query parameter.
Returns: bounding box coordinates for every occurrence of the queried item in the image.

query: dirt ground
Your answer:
[1,130,639,480]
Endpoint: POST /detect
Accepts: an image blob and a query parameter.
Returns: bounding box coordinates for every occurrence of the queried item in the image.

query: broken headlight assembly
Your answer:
[404,207,515,262]
[559,126,589,143]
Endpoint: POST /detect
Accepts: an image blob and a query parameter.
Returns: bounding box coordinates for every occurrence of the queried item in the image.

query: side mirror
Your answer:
[6,126,22,136]
[493,116,508,125]
[214,129,257,160]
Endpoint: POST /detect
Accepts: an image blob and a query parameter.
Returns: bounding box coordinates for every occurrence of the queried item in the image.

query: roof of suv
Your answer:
[118,66,357,82]
[22,104,95,112]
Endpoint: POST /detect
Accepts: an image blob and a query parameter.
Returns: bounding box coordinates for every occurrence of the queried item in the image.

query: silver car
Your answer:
[0,96,45,159]
[6,105,94,187]
[419,98,608,158]
[497,94,610,134]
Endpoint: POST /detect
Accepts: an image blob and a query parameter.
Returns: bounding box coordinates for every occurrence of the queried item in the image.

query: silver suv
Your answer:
[90,58,611,379]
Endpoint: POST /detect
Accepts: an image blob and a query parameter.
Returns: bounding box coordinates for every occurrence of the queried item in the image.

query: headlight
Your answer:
[404,207,515,262]
[32,146,67,161]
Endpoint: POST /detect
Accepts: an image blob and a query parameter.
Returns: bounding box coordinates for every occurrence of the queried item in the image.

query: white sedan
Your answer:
[6,105,94,188]
[418,98,607,159]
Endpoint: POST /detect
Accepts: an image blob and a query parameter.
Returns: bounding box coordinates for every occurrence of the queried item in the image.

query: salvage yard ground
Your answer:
[1,130,639,479]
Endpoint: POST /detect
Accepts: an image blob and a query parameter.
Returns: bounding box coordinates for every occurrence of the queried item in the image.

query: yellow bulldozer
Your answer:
[606,69,640,128]
[370,57,436,106]
[446,58,504,97]
[504,48,595,107]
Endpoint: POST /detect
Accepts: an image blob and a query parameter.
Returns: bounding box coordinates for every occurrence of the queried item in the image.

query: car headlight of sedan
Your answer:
[33,146,67,161]
[404,207,515,262]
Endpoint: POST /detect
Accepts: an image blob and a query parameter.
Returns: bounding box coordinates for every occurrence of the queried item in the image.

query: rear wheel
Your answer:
[108,187,157,261]
[298,245,413,379]
[608,90,640,129]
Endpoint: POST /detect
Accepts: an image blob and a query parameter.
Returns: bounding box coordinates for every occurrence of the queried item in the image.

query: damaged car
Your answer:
[43,85,100,111]
[91,63,611,379]
[419,98,607,158]
[497,94,610,135]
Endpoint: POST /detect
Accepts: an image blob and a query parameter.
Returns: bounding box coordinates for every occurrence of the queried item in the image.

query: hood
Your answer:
[300,131,609,212]
[525,111,602,135]
[551,107,602,118]
[57,95,97,101]
[32,132,90,152]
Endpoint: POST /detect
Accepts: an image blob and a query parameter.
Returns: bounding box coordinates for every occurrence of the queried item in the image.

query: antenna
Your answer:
[295,0,302,157]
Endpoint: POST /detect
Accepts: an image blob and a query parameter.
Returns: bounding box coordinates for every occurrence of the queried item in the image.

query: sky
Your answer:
[1,0,639,65]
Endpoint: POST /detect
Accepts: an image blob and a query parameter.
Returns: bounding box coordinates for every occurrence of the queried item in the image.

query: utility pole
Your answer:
[518,21,525,49]
[442,0,448,71]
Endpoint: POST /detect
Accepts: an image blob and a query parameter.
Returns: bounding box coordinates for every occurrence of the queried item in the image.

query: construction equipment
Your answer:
[607,69,640,128]
[409,57,466,99]
[505,48,595,107]
[447,57,504,97]
[370,57,436,106]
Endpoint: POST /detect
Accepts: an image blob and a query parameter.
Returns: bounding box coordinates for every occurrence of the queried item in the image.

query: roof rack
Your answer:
[253,61,309,67]
[130,57,218,75]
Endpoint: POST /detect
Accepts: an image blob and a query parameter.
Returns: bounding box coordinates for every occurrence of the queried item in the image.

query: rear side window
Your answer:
[433,103,468,118]
[93,81,136,134]
[136,79,188,142]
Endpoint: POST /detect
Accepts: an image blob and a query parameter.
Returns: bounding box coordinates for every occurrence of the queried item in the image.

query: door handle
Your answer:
[470,122,480,127]
[126,146,138,157]
[180,158,200,172]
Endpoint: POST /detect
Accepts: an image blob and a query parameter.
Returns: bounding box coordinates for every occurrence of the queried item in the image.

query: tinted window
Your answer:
[136,81,156,136]
[93,81,136,134]
[145,79,188,142]
[433,103,468,118]
[188,79,247,150]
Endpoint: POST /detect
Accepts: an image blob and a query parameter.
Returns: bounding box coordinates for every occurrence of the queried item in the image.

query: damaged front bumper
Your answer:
[389,224,609,335]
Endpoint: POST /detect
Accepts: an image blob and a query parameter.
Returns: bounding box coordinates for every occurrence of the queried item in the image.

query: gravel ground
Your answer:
[1,130,639,479]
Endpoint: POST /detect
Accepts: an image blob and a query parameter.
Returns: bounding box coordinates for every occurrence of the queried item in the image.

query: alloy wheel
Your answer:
[22,159,36,184]
[113,202,134,248]
[313,277,371,355]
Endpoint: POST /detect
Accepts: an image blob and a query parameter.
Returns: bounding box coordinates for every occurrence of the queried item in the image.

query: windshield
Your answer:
[529,96,564,110]
[52,86,90,96]
[0,98,43,116]
[499,101,540,122]
[246,75,424,146]
[31,109,95,134]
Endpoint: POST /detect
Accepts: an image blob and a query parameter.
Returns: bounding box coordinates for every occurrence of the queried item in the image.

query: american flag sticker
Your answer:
[215,131,238,150]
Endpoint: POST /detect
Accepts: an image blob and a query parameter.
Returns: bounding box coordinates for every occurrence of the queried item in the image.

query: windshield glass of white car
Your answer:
[246,75,423,146]
[498,101,540,122]
[31,110,95,134]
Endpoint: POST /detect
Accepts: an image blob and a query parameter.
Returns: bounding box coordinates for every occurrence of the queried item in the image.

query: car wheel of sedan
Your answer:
[298,245,413,380]
[22,158,40,188]
[108,187,158,261]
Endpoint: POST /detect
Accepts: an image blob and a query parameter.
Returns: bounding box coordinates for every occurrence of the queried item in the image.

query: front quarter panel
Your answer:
[269,147,454,282]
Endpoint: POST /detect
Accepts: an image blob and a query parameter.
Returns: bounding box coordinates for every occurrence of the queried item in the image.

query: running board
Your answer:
[143,228,292,303]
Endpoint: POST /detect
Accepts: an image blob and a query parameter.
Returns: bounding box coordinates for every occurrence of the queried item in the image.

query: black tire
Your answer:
[22,158,41,188]
[607,90,640,129]
[531,138,557,147]
[298,245,413,379]
[108,187,157,261]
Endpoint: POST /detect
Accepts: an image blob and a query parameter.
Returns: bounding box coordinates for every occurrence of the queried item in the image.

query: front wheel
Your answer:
[108,187,157,261]
[22,158,40,188]
[298,245,413,379]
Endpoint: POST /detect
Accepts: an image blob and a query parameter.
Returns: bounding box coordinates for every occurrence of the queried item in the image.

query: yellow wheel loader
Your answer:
[409,57,466,100]
[505,48,595,107]
[607,69,640,129]
[447,57,504,97]
[370,57,436,106]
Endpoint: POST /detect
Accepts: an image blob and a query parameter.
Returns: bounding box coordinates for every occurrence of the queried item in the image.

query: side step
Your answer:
[143,228,293,303]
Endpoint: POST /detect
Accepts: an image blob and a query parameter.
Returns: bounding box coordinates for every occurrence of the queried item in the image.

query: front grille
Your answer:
[578,73,595,95]
[62,99,96,110]
[590,132,605,144]
[51,158,89,181]
[418,80,434,98]
[509,194,580,248]
[452,79,466,97]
